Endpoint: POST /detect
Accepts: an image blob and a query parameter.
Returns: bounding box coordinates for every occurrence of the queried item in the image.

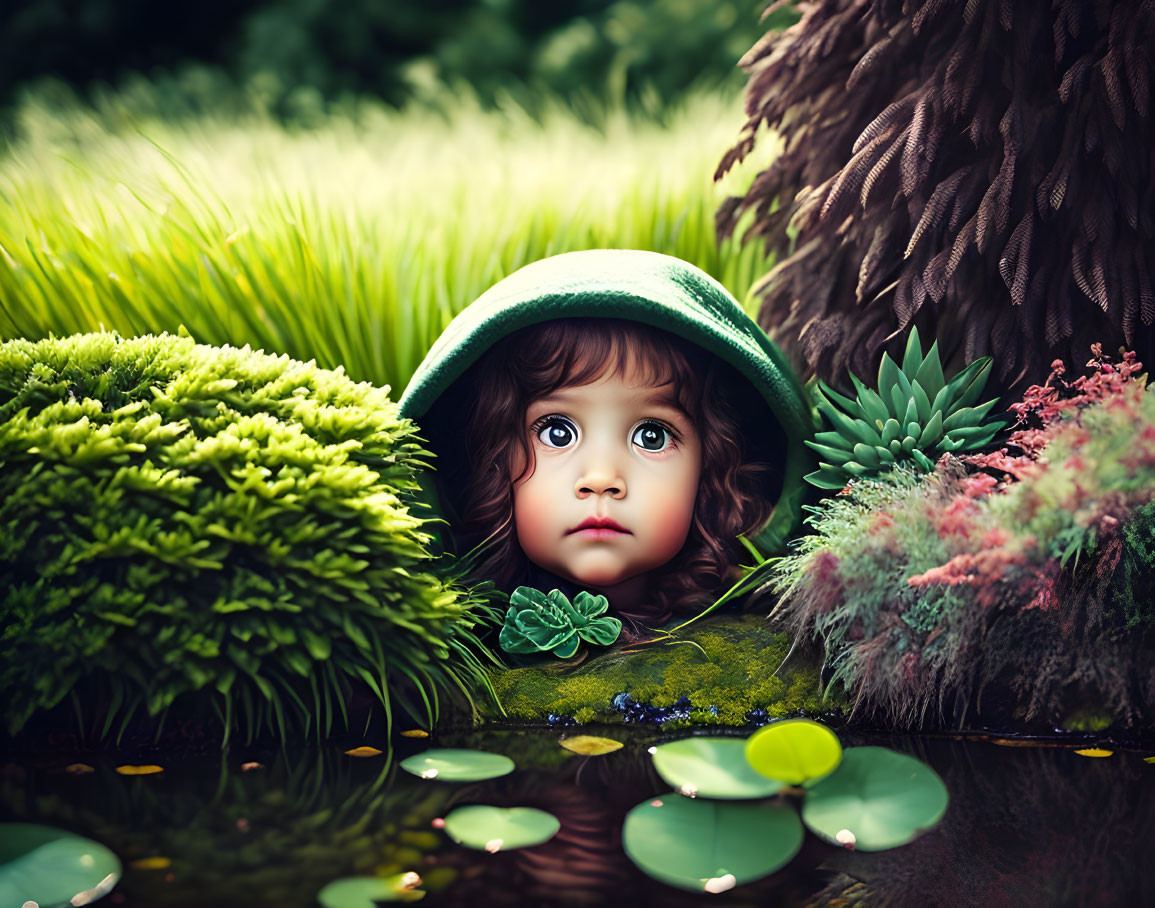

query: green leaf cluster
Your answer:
[0,331,501,742]
[806,328,1005,488]
[498,587,622,659]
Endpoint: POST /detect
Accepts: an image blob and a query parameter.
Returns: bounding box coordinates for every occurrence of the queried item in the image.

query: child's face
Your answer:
[511,362,702,604]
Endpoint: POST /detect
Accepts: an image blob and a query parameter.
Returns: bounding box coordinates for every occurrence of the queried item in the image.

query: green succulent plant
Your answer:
[805,327,1007,489]
[499,588,622,659]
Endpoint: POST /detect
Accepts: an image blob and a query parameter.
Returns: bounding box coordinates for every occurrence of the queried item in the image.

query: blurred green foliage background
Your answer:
[0,86,780,392]
[0,0,797,391]
[1,0,798,129]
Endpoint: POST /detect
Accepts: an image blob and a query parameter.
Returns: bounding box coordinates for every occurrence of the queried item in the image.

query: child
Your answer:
[399,249,814,630]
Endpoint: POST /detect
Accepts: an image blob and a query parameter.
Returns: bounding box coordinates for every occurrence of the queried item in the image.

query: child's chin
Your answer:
[562,567,617,588]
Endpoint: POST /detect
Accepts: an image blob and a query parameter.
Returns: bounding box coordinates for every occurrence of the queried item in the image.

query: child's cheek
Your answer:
[512,487,546,537]
[648,506,694,558]
[651,476,698,552]
[512,476,557,563]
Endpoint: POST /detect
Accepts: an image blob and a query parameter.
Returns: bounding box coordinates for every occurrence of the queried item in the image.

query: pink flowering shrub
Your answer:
[770,347,1155,729]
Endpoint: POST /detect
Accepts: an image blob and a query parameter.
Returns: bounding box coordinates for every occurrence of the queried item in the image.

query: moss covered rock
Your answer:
[487,615,832,727]
[0,331,500,740]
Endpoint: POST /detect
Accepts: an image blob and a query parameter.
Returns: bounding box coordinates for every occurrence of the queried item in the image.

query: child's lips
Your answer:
[570,526,631,539]
[567,517,631,535]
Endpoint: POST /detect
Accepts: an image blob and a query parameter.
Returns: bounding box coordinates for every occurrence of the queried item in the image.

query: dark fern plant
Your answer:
[1118,499,1155,630]
[0,331,502,745]
[717,0,1155,397]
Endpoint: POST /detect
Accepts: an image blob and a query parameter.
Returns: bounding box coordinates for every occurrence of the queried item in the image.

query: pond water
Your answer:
[3,724,1153,907]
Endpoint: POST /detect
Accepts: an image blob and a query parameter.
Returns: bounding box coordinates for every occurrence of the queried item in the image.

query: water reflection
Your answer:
[0,747,446,907]
[811,734,1155,906]
[1,729,1153,906]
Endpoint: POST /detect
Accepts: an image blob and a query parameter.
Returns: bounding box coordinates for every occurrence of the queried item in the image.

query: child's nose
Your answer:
[575,471,626,499]
[574,433,627,498]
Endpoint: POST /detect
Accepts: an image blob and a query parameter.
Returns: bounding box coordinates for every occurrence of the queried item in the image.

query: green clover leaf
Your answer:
[500,587,622,659]
[578,615,622,647]
[552,635,580,659]
[500,605,576,654]
[572,590,610,620]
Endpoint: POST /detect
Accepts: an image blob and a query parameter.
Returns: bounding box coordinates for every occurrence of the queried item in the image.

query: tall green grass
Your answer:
[0,85,778,395]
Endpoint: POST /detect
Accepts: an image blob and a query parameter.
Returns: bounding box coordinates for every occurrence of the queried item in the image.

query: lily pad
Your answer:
[442,805,560,852]
[560,735,623,755]
[0,823,121,908]
[317,874,425,907]
[399,748,514,782]
[801,746,948,851]
[745,718,842,785]
[651,737,785,799]
[622,795,803,892]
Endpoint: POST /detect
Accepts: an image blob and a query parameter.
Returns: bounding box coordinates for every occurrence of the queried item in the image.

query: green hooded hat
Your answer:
[399,249,816,572]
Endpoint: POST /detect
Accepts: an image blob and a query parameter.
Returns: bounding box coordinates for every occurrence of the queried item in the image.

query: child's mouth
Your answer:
[567,517,631,535]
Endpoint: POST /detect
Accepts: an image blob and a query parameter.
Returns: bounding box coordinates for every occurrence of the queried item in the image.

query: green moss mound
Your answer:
[487,615,830,727]
[0,331,500,741]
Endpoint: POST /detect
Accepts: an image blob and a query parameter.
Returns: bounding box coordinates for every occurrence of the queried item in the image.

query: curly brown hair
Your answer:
[422,318,784,630]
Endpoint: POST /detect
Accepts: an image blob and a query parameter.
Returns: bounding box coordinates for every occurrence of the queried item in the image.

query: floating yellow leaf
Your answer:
[559,735,624,756]
[1144,756,1155,764]
[64,763,95,774]
[116,764,164,775]
[1074,748,1113,758]
[401,730,430,738]
[129,857,172,870]
[345,746,384,757]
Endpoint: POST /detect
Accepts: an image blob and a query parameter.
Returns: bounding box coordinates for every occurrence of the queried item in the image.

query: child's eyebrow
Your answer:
[529,388,690,417]
[642,394,691,419]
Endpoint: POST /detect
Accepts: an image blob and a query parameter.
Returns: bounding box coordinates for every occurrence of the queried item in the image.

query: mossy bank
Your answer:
[483,614,833,728]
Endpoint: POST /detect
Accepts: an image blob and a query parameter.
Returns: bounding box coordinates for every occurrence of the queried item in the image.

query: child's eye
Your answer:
[632,421,675,452]
[533,416,577,449]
